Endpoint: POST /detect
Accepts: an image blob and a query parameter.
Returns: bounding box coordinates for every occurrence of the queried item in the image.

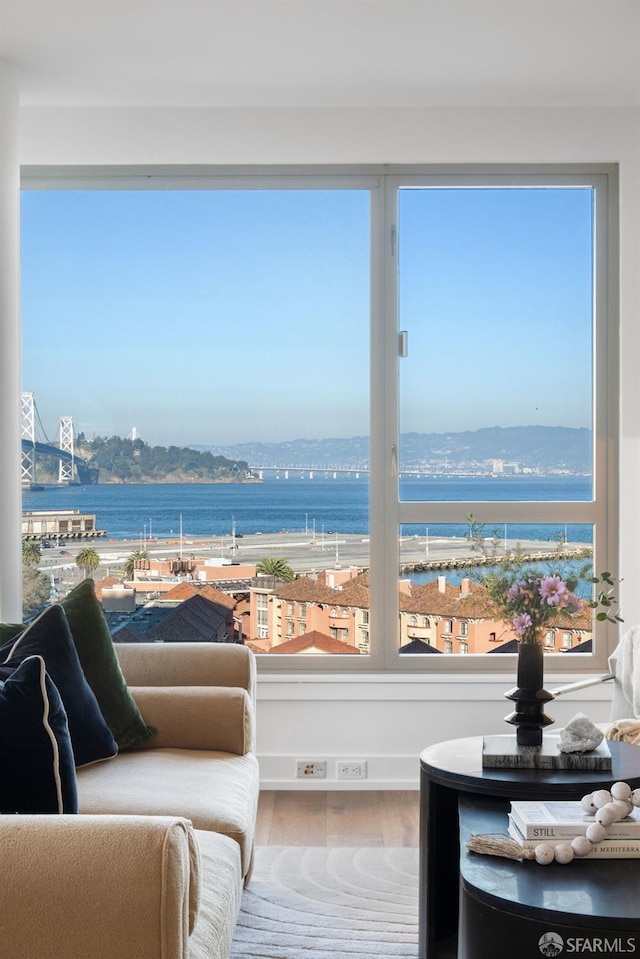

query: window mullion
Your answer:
[369,177,398,668]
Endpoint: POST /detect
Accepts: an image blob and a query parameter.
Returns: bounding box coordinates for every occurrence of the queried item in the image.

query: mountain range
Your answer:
[197,426,592,474]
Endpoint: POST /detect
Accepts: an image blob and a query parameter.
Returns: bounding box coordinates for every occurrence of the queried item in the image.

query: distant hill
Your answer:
[63,435,256,484]
[197,426,591,474]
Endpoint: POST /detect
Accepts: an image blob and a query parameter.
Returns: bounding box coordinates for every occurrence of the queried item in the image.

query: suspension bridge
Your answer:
[20,392,92,487]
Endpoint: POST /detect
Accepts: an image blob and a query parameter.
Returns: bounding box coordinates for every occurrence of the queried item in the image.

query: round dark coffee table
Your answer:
[419,736,640,959]
[457,796,640,959]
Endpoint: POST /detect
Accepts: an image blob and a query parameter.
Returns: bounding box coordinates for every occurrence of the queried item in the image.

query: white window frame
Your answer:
[20,163,618,677]
[377,166,618,677]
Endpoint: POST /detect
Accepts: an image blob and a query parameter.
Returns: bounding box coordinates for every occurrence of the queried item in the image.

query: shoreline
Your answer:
[39,530,593,580]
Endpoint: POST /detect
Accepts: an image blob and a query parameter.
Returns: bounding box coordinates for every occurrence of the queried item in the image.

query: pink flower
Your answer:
[539,575,568,607]
[513,613,533,636]
[507,583,523,602]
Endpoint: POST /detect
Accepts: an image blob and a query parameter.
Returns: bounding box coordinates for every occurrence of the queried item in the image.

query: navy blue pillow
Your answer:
[0,655,78,813]
[0,605,117,768]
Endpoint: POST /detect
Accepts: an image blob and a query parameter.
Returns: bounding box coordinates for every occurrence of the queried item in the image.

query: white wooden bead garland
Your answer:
[467,781,640,864]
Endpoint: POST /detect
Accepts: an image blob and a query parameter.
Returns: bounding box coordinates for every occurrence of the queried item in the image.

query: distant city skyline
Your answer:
[21,183,593,447]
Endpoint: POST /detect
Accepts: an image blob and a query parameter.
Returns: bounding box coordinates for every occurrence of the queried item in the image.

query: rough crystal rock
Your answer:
[558,712,604,753]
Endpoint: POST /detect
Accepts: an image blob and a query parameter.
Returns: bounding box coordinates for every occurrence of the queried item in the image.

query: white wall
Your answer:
[19,103,640,786]
[255,672,616,789]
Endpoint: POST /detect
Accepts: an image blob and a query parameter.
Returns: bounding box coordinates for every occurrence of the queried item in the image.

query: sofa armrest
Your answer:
[130,685,255,754]
[0,815,200,959]
[116,642,255,701]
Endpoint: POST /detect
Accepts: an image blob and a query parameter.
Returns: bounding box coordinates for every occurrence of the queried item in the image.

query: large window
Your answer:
[20,166,618,673]
[385,170,617,673]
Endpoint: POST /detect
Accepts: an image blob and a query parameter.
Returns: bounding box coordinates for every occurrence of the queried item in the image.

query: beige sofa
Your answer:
[0,641,259,959]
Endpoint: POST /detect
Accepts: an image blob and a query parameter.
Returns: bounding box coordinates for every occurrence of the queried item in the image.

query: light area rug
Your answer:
[230,845,419,958]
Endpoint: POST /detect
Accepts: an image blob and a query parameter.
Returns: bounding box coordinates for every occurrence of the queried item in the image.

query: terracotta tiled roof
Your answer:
[551,607,593,630]
[316,569,367,588]
[245,638,271,653]
[338,571,370,589]
[400,592,433,614]
[162,581,236,609]
[161,581,205,601]
[406,577,595,632]
[335,582,370,608]
[270,630,361,654]
[94,576,124,600]
[407,578,501,618]
[275,579,338,604]
[275,571,372,608]
[455,588,503,618]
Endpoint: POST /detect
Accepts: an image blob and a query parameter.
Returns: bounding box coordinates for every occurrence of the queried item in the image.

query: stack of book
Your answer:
[508,800,640,858]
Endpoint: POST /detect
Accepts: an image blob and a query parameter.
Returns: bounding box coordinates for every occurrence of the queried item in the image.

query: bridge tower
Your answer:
[20,391,36,486]
[58,415,75,484]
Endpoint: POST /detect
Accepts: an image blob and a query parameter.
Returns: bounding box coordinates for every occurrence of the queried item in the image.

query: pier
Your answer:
[400,546,591,576]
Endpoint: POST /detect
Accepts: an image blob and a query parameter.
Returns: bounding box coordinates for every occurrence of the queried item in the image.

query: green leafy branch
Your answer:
[582,568,624,625]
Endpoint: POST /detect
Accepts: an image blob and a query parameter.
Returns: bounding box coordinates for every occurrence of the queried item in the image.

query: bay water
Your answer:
[22,474,592,544]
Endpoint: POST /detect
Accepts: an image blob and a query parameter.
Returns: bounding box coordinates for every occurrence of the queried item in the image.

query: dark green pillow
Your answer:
[0,622,23,645]
[59,580,156,751]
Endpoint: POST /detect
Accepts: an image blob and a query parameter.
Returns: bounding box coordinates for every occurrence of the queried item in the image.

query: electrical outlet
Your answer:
[337,760,368,780]
[296,760,327,778]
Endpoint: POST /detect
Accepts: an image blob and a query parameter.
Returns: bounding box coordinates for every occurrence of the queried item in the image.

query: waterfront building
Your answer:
[22,509,105,540]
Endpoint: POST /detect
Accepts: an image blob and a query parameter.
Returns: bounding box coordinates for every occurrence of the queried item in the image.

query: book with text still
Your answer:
[509,800,640,840]
[507,817,640,858]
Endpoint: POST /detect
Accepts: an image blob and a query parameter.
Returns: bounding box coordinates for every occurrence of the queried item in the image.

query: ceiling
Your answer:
[1,0,639,110]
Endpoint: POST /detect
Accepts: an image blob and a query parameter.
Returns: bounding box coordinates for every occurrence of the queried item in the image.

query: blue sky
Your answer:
[398,187,593,439]
[20,185,593,448]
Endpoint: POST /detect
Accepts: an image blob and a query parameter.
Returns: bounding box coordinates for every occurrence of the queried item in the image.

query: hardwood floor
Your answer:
[255,790,420,847]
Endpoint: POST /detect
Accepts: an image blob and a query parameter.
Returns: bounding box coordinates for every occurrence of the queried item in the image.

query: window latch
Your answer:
[398,330,408,358]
